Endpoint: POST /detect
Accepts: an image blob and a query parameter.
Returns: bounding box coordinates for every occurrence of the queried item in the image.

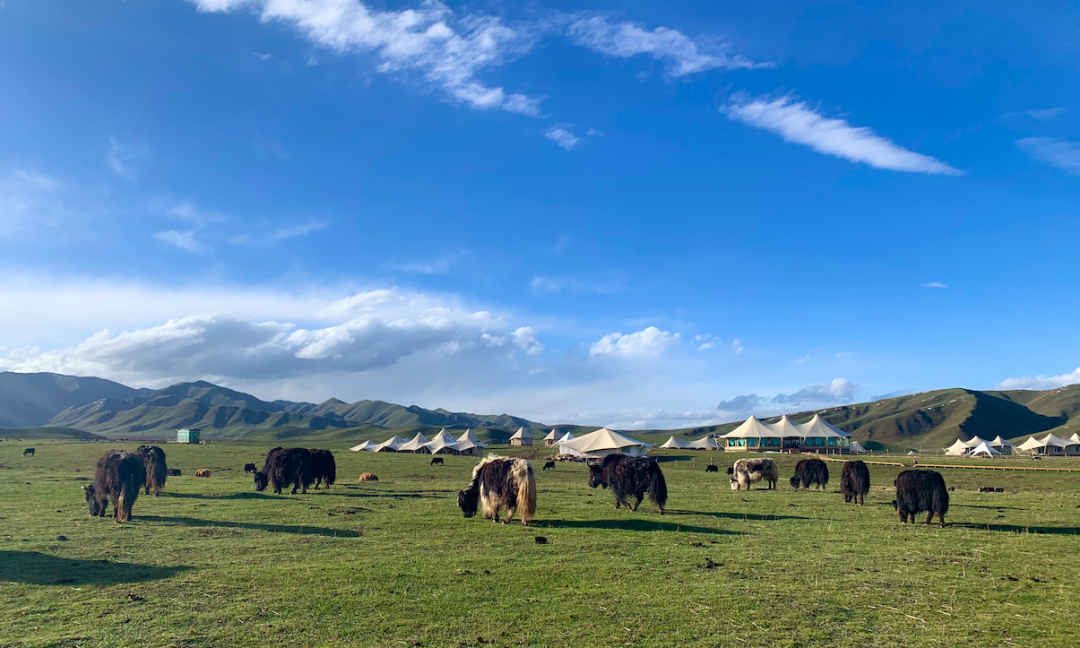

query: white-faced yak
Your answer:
[308,449,336,489]
[789,458,829,491]
[588,454,668,514]
[840,460,871,505]
[457,456,537,526]
[729,458,779,491]
[84,450,146,523]
[894,470,949,526]
[254,447,314,494]
[134,445,168,496]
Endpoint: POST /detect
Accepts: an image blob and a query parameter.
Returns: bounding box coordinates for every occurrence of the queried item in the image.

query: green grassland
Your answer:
[2,442,1079,647]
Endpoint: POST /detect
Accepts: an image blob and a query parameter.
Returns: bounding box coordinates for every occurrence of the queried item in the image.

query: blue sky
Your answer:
[1,0,1079,428]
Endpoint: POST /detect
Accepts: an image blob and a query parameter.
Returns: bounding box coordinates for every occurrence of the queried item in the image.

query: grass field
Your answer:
[2,442,1079,647]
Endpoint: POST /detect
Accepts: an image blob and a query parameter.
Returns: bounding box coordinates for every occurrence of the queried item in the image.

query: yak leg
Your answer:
[503,508,515,524]
[937,512,946,527]
[631,495,643,511]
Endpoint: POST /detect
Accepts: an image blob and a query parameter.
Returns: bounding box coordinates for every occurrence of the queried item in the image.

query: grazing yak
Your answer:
[308,449,336,489]
[895,470,949,526]
[135,445,168,496]
[705,465,719,473]
[790,458,830,491]
[358,473,379,482]
[431,457,444,466]
[543,461,556,471]
[840,460,870,505]
[588,454,668,514]
[457,456,537,526]
[168,468,182,477]
[729,458,779,491]
[84,450,145,523]
[244,463,258,473]
[254,447,314,494]
[194,469,212,478]
[23,448,35,457]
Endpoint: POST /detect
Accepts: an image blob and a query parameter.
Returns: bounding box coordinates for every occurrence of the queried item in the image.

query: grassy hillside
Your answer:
[0,427,105,440]
[0,371,142,429]
[283,398,543,429]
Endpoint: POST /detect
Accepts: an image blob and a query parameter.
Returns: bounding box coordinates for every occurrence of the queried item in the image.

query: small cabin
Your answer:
[177,428,201,444]
[509,427,533,447]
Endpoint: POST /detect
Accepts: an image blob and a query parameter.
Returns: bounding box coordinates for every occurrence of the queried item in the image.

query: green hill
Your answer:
[0,372,143,429]
[0,426,105,440]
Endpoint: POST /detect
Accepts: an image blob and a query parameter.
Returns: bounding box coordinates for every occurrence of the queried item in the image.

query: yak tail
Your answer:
[325,460,336,488]
[514,460,537,525]
[118,480,138,523]
[934,481,950,517]
[649,464,668,512]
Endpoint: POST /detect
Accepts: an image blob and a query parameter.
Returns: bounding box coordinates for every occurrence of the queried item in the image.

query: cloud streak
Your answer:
[1017,137,1080,177]
[995,367,1080,391]
[725,95,962,175]
[589,326,679,358]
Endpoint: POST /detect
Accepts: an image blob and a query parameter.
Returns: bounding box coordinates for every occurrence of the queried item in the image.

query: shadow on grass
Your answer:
[163,492,275,500]
[675,510,809,522]
[0,551,190,586]
[145,516,360,537]
[949,522,1080,535]
[951,504,1028,511]
[540,519,738,535]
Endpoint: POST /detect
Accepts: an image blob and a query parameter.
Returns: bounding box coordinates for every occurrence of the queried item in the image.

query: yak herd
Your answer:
[77,442,950,528]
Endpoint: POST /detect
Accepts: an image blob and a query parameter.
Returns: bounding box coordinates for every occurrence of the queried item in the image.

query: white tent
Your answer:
[1018,433,1076,454]
[557,427,651,458]
[457,429,485,447]
[509,427,533,440]
[371,436,406,452]
[799,415,852,438]
[848,440,869,454]
[767,415,803,438]
[397,432,432,453]
[944,437,983,456]
[349,440,377,452]
[660,436,691,449]
[722,415,782,439]
[1069,433,1080,444]
[989,435,1015,448]
[686,436,720,450]
[542,429,561,446]
[429,429,458,445]
[559,431,575,443]
[967,440,1001,458]
[425,436,462,454]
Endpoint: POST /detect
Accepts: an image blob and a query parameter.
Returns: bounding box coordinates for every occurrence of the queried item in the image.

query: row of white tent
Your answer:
[718,414,854,441]
[349,429,487,455]
[944,432,1080,456]
[1018,432,1080,454]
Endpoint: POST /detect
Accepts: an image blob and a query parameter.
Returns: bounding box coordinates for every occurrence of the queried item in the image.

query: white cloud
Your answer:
[731,338,744,354]
[383,251,466,275]
[772,378,861,405]
[512,326,544,355]
[152,229,207,253]
[531,274,625,295]
[1017,138,1080,177]
[0,170,64,238]
[925,281,948,288]
[698,341,716,351]
[543,126,581,150]
[725,95,963,175]
[715,393,763,414]
[995,367,1080,391]
[1027,107,1066,121]
[104,137,147,182]
[306,56,319,66]
[793,354,810,364]
[254,51,273,61]
[567,15,767,76]
[589,326,679,358]
[189,0,541,116]
[230,221,328,245]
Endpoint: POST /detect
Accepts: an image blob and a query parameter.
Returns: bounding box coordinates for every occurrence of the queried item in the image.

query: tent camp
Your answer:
[944,437,984,456]
[1018,433,1080,456]
[397,433,432,453]
[425,430,462,455]
[686,436,720,450]
[660,436,692,449]
[967,440,1001,458]
[988,436,1015,455]
[719,416,782,451]
[557,427,651,459]
[370,436,406,452]
[509,427,533,447]
[349,440,377,452]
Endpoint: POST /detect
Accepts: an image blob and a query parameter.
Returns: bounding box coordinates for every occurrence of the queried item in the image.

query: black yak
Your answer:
[894,470,949,526]
[840,460,870,505]
[790,458,829,491]
[244,463,257,473]
[457,456,537,525]
[84,450,145,523]
[23,448,35,457]
[254,447,314,494]
[588,454,668,514]
[705,465,719,473]
[431,457,444,466]
[308,449,336,489]
[543,461,556,471]
[168,468,182,476]
[134,445,168,497]
[730,458,779,490]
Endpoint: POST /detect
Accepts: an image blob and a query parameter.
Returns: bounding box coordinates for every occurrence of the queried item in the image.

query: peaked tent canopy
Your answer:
[768,415,803,437]
[799,415,852,438]
[509,427,533,440]
[558,428,651,458]
[660,436,691,449]
[967,440,1001,457]
[1019,433,1075,451]
[1069,433,1080,444]
[559,431,575,443]
[398,433,432,453]
[425,436,462,454]
[457,429,485,446]
[542,429,561,442]
[722,415,782,439]
[349,440,377,452]
[989,435,1015,448]
[371,436,406,452]
[848,440,869,454]
[429,429,458,445]
[686,436,720,450]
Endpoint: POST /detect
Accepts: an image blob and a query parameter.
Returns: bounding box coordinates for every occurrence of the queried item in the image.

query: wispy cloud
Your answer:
[793,354,810,364]
[715,393,763,415]
[253,51,272,61]
[229,221,329,246]
[1017,137,1080,176]
[152,229,207,253]
[543,126,581,150]
[731,338,744,355]
[925,281,947,289]
[383,251,467,275]
[589,326,679,358]
[105,137,147,182]
[189,0,541,116]
[725,94,962,175]
[995,367,1080,391]
[567,15,768,76]
[531,274,625,295]
[1026,107,1066,121]
[0,169,64,238]
[772,378,861,405]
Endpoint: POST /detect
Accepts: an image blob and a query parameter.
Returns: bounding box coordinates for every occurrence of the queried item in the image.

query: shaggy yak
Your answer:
[457,456,537,525]
[194,469,212,478]
[430,457,444,466]
[790,458,830,491]
[168,468,182,476]
[894,470,949,526]
[23,448,35,457]
[254,447,314,494]
[358,473,379,482]
[729,458,779,491]
[543,461,556,471]
[244,463,257,473]
[84,450,146,523]
[840,460,870,504]
[588,454,668,514]
[705,465,719,473]
[134,445,168,497]
[308,449,337,489]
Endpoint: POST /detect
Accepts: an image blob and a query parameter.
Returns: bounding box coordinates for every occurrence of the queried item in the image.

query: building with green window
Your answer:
[176,428,201,444]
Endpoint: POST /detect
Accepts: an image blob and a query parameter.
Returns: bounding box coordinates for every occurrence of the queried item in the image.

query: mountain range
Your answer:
[1,371,1078,447]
